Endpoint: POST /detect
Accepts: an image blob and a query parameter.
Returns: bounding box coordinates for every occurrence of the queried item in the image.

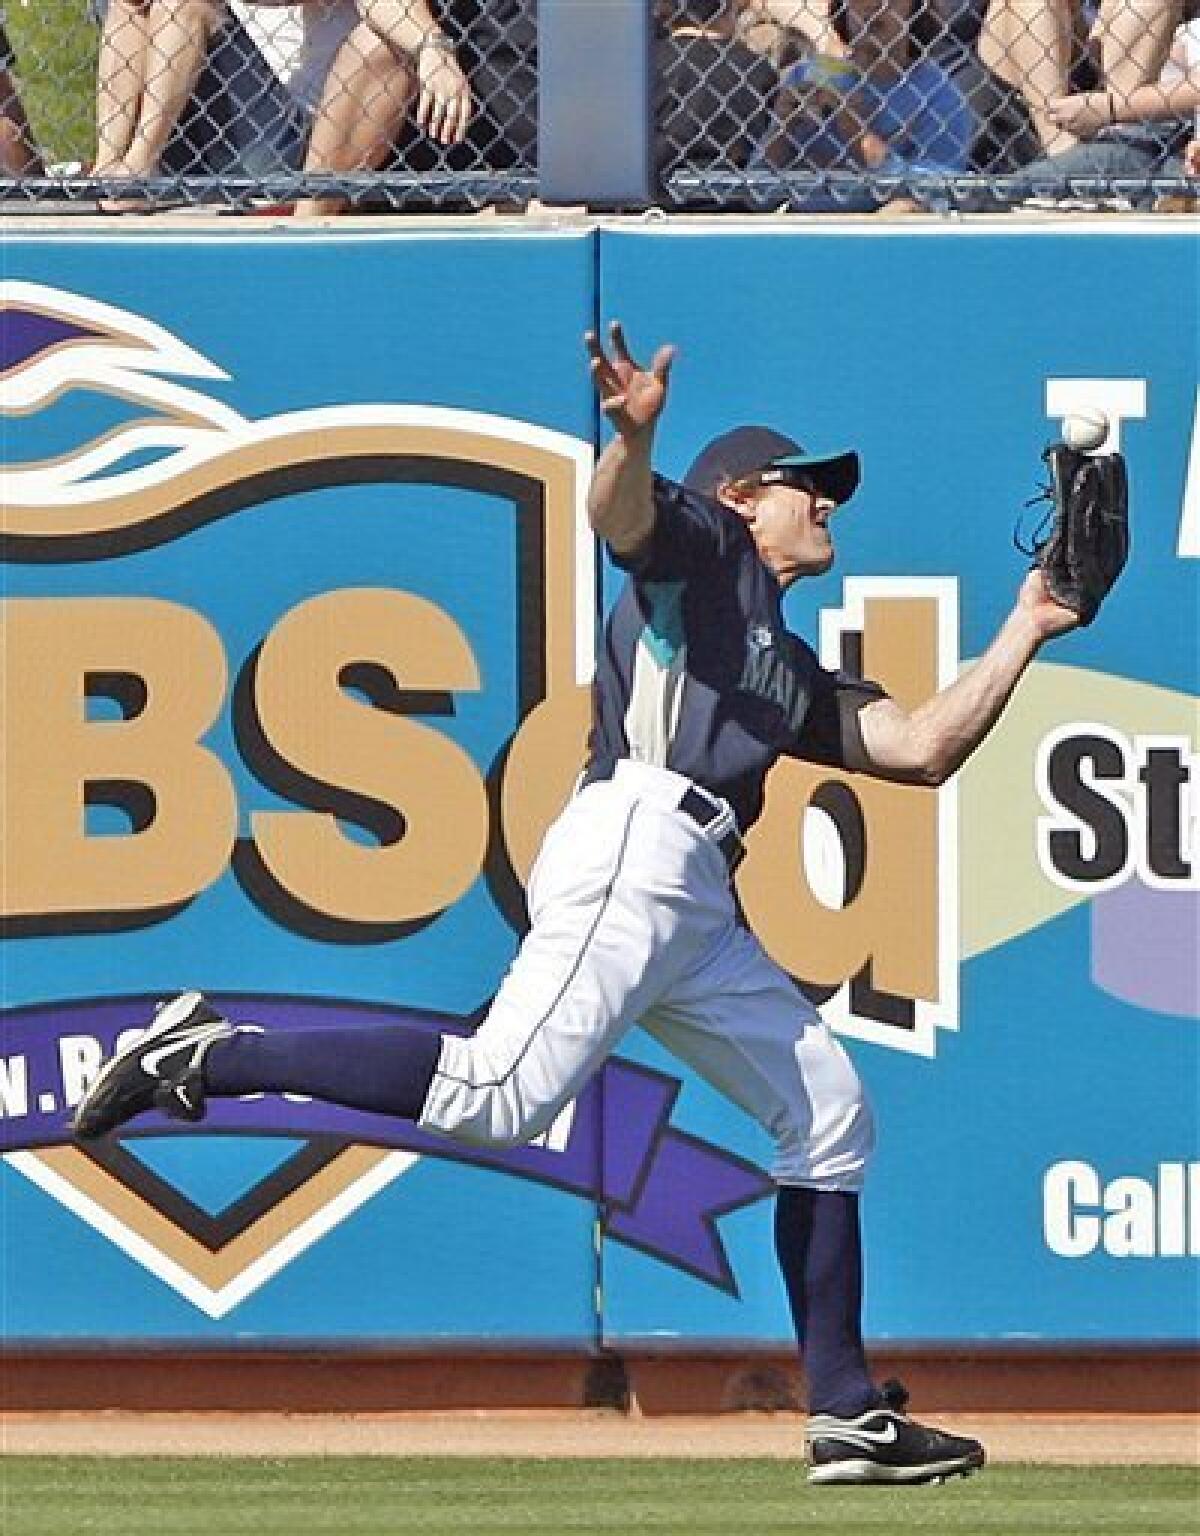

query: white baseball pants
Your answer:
[420,760,874,1188]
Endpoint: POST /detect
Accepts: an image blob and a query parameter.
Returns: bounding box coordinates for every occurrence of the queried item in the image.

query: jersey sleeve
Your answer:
[609,474,736,579]
[791,661,888,771]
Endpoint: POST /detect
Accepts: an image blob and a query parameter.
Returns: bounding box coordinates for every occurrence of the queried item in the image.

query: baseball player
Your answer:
[74,322,1086,1484]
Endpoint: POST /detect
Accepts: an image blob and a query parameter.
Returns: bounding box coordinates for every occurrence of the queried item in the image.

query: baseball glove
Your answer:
[1024,443,1130,626]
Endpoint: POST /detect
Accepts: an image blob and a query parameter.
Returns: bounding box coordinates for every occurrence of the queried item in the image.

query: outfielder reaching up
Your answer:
[74,323,1085,1484]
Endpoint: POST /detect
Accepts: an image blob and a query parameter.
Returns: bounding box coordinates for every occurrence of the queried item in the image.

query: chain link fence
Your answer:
[657,0,1198,209]
[1,0,1196,212]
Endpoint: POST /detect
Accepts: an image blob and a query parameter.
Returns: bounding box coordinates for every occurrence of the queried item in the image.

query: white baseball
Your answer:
[1062,408,1110,452]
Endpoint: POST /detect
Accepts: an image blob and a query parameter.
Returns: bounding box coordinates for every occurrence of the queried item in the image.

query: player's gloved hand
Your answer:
[585,321,676,442]
[1026,443,1130,628]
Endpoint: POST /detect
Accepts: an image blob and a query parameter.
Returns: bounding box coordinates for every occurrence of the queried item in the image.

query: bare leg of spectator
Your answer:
[979,0,1084,154]
[94,0,152,173]
[120,0,225,175]
[297,21,416,216]
[0,69,44,176]
[1093,0,1182,109]
[296,0,471,218]
[94,0,224,204]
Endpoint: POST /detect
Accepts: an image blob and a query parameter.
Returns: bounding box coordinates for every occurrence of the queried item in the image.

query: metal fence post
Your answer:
[538,0,654,207]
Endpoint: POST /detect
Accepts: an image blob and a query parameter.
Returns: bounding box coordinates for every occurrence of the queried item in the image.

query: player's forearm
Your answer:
[905,606,1044,784]
[587,430,656,556]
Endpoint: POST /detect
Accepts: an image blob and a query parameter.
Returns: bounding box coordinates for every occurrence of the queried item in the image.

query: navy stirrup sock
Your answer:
[204,1023,442,1122]
[775,1186,882,1418]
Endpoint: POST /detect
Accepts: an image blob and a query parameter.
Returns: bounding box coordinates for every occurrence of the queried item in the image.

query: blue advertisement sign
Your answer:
[2,224,1196,1344]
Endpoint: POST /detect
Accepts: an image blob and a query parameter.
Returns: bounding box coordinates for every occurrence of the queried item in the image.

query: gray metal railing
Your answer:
[0,0,1195,213]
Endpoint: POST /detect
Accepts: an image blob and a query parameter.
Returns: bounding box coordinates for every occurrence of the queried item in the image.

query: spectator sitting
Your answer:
[951,11,1199,206]
[90,0,474,212]
[362,0,538,179]
[248,0,474,215]
[978,0,1193,158]
[0,16,44,178]
[757,0,975,206]
[254,0,538,212]
[744,0,1193,173]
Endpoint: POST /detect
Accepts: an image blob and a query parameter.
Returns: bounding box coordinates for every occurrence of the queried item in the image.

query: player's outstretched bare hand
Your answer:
[585,322,676,441]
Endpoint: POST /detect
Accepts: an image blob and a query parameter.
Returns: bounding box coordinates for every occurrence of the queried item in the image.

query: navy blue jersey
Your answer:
[585,475,887,832]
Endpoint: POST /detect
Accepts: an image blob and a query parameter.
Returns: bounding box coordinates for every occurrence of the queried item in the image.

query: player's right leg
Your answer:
[72,778,725,1146]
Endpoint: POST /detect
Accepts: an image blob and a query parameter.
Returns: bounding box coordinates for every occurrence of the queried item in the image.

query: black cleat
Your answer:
[807,1379,986,1485]
[71,991,234,1140]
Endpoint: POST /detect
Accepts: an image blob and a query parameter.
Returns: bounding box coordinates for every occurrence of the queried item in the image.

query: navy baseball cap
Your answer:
[683,425,861,506]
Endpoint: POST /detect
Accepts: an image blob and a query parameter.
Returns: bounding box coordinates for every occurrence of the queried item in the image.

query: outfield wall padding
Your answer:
[2,220,1196,1349]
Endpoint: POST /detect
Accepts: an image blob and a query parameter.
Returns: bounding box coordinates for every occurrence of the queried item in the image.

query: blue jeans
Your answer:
[955,125,1190,210]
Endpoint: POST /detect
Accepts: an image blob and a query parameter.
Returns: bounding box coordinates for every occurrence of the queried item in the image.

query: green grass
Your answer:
[5,0,98,165]
[2,1459,1198,1536]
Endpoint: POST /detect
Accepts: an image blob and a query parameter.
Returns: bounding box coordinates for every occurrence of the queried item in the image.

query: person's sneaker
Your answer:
[71,991,234,1140]
[807,1379,985,1485]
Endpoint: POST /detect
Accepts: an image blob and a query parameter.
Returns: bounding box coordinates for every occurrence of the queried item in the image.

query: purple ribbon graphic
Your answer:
[0,995,773,1292]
